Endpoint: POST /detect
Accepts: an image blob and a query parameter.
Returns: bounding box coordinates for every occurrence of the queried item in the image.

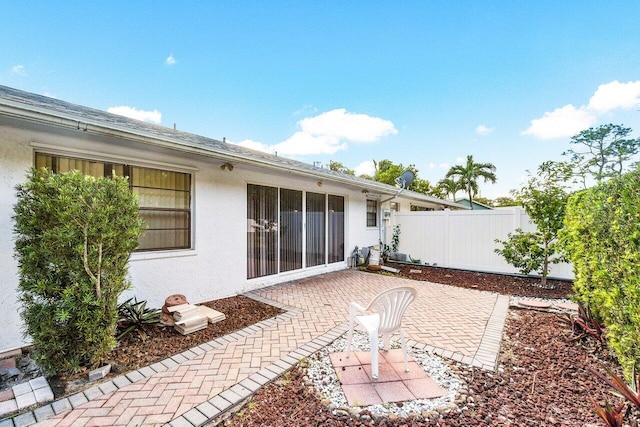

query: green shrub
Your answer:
[560,166,640,377]
[117,297,162,341]
[13,169,144,374]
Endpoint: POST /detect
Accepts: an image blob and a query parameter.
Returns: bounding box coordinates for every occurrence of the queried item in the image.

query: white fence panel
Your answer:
[391,207,573,280]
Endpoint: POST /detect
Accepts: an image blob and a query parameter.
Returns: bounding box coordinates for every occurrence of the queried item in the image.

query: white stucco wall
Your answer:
[0,130,34,351]
[0,119,379,351]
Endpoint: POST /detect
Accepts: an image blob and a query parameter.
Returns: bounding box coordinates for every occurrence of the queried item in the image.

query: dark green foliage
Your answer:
[445,155,497,209]
[495,229,546,273]
[495,162,569,286]
[13,169,144,373]
[560,166,640,377]
[564,124,640,184]
[117,297,161,341]
[436,178,464,202]
[372,159,433,195]
[327,160,355,175]
[391,224,401,253]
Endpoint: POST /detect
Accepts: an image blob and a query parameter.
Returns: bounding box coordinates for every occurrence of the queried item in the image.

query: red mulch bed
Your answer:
[390,263,573,299]
[220,267,630,427]
[51,295,283,396]
[44,267,630,426]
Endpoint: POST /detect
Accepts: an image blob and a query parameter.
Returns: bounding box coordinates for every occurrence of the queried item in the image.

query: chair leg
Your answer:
[370,331,379,380]
[383,333,390,352]
[346,318,354,358]
[400,329,409,372]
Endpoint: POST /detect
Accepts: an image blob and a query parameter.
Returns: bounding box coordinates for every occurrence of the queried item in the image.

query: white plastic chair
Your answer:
[346,286,417,379]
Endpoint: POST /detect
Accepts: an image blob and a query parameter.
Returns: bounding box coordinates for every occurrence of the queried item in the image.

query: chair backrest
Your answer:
[366,286,416,333]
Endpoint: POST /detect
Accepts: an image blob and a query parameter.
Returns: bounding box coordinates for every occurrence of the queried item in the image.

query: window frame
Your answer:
[34,152,193,252]
[366,199,378,227]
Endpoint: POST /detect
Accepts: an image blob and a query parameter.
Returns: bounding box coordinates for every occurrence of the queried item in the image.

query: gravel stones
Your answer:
[306,330,465,419]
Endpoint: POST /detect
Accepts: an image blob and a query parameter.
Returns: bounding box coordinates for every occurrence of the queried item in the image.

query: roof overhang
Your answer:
[0,86,466,210]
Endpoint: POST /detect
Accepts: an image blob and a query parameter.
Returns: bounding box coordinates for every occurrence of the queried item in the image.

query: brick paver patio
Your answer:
[2,269,509,427]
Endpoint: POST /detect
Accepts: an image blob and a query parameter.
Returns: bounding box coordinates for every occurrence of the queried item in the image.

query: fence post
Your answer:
[513,207,522,229]
[443,209,450,267]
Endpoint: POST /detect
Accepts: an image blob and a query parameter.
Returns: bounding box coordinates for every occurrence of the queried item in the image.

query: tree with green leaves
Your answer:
[493,196,519,207]
[445,155,497,209]
[473,196,494,207]
[494,161,569,287]
[328,160,355,175]
[563,124,640,185]
[13,169,144,373]
[436,178,464,202]
[371,159,433,195]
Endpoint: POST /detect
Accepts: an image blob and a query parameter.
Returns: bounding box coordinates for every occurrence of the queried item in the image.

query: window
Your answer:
[247,184,345,279]
[366,199,378,227]
[410,205,434,212]
[131,167,191,251]
[390,202,400,212]
[35,153,192,251]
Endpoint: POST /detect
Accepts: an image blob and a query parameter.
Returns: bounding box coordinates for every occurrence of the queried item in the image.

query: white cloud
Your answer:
[274,131,347,156]
[587,80,640,113]
[475,124,494,135]
[455,157,465,163]
[354,160,376,176]
[523,80,640,140]
[11,65,25,75]
[107,106,162,124]
[298,109,397,143]
[165,54,176,66]
[522,104,596,140]
[236,139,274,153]
[231,108,397,156]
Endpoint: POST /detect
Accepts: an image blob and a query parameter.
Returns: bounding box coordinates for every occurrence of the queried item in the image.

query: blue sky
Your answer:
[3,1,640,198]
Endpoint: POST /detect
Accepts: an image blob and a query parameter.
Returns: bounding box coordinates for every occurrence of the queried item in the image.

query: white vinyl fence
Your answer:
[389,207,574,280]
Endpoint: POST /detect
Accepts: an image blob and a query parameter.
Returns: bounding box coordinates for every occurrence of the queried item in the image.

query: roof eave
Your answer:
[0,95,460,206]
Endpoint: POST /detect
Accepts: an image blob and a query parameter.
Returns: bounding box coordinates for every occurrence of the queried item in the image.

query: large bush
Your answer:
[13,169,144,374]
[560,166,640,377]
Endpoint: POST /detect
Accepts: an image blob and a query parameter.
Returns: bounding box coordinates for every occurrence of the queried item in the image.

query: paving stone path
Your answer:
[1,269,509,427]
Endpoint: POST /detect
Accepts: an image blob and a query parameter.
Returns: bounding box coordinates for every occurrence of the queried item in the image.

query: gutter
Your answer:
[0,101,404,195]
[0,93,465,210]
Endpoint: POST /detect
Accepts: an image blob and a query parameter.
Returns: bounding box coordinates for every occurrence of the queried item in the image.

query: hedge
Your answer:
[560,166,640,377]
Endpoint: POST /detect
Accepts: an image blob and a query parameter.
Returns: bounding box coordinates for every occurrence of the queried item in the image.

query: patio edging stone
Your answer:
[0,294,303,427]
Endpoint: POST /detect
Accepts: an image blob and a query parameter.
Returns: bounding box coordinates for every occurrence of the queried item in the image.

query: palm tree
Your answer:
[436,178,463,202]
[445,155,497,209]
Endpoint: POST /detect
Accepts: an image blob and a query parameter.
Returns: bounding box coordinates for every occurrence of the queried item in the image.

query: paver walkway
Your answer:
[2,269,509,427]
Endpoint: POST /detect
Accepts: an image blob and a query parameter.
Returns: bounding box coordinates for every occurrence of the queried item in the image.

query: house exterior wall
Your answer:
[0,119,379,350]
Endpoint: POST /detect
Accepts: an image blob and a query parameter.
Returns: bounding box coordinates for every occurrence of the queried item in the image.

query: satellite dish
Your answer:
[395,170,415,189]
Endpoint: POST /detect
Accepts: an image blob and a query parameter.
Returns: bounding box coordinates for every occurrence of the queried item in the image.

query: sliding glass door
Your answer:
[247,185,344,279]
[305,192,326,268]
[247,184,278,279]
[328,195,345,263]
[280,189,303,272]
